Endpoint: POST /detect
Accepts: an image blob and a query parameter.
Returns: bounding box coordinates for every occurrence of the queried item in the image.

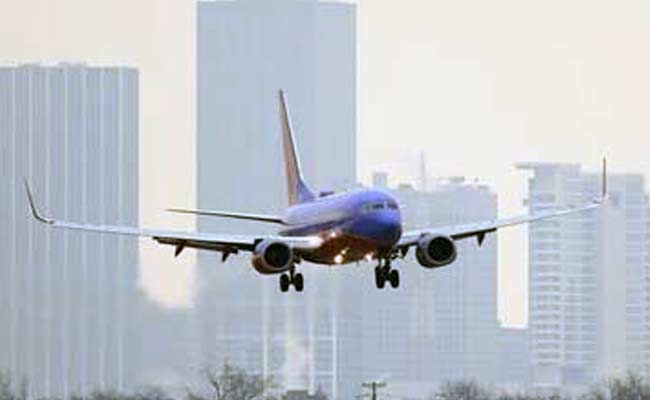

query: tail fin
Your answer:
[279,90,316,205]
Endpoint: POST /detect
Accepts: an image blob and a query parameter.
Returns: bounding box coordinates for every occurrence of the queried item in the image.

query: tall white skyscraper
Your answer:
[519,163,650,392]
[0,63,140,399]
[195,1,356,398]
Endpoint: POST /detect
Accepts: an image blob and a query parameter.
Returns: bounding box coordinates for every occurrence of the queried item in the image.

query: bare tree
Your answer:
[131,387,173,400]
[188,362,275,400]
[0,372,27,400]
[435,381,493,400]
[433,381,573,400]
[72,386,171,400]
[585,373,650,400]
[495,392,566,400]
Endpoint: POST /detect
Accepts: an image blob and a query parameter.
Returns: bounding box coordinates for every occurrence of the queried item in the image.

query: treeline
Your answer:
[0,363,271,400]
[436,374,650,400]
[3,366,650,400]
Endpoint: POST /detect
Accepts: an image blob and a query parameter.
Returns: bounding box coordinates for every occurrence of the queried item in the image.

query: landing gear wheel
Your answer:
[389,269,400,289]
[279,274,290,293]
[294,273,304,292]
[374,257,400,290]
[375,266,386,289]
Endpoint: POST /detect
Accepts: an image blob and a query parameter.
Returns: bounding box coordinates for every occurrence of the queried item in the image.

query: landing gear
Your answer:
[389,269,400,288]
[280,274,291,292]
[375,266,386,289]
[279,267,304,293]
[374,259,400,290]
[293,272,304,292]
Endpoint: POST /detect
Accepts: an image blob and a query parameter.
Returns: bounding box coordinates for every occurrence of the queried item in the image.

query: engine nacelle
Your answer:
[251,240,294,274]
[415,235,457,269]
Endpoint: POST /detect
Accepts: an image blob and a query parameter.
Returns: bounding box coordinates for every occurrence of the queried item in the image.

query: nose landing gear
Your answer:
[375,259,400,290]
[279,266,304,293]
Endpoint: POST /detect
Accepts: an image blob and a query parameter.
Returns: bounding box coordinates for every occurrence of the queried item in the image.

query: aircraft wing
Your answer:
[24,181,321,257]
[399,158,609,249]
[166,207,285,224]
[398,200,603,248]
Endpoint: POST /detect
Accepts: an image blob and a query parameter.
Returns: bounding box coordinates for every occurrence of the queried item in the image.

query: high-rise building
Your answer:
[518,163,650,392]
[195,1,356,398]
[0,63,140,398]
[497,326,530,390]
[338,177,501,397]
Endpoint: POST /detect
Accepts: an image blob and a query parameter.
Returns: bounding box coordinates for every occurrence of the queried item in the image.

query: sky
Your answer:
[2,0,650,325]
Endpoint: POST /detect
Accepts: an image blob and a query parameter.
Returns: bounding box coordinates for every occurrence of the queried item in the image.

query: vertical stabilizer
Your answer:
[279,90,316,205]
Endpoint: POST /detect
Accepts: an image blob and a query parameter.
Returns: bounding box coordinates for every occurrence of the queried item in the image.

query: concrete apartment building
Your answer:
[0,63,140,398]
[519,163,650,392]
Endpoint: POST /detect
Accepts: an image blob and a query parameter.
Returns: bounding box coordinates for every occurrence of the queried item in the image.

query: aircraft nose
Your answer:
[378,214,402,244]
[346,211,402,247]
[366,212,402,246]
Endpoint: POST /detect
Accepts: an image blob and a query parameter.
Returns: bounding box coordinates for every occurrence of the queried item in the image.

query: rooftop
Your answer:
[0,61,137,70]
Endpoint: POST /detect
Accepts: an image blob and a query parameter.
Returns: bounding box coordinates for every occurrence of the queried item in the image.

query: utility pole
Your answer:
[361,381,387,400]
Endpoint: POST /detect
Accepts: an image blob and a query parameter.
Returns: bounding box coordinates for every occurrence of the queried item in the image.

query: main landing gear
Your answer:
[375,259,400,290]
[279,267,304,293]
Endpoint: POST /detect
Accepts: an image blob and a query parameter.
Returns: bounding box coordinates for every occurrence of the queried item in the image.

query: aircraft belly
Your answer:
[301,233,379,265]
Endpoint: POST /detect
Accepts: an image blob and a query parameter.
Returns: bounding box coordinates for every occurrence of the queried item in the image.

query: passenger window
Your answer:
[387,201,398,210]
[372,203,384,210]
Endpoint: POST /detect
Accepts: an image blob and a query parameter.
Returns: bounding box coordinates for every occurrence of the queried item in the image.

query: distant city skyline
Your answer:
[2,0,650,328]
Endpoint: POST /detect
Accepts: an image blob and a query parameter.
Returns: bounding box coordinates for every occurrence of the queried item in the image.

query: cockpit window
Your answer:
[362,201,398,213]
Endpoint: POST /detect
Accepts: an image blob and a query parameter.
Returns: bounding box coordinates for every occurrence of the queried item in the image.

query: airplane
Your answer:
[25,90,608,293]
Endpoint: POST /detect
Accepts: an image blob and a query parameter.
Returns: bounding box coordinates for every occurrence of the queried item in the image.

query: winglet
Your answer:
[23,179,54,224]
[596,157,609,205]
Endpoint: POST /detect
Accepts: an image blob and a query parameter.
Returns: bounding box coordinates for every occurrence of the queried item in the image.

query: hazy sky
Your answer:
[2,0,650,325]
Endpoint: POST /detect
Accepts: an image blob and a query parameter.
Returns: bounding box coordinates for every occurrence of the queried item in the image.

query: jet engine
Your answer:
[251,240,294,274]
[415,235,457,268]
